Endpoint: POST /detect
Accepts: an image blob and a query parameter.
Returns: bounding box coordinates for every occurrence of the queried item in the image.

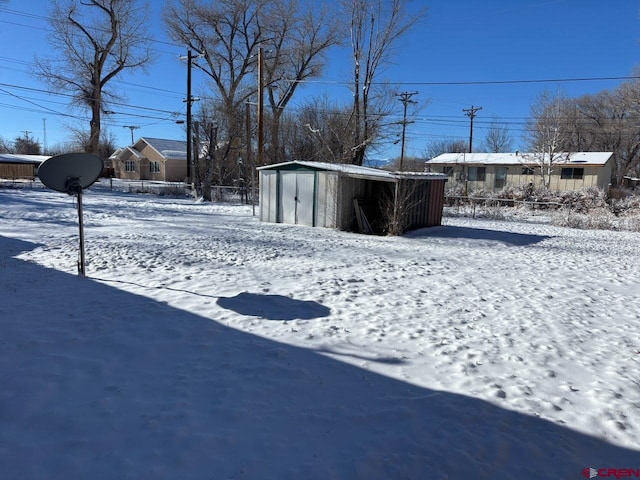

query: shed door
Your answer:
[279,171,315,226]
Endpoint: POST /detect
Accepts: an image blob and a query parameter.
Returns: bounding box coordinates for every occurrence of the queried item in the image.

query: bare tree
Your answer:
[287,96,353,163]
[165,0,266,175]
[425,138,467,159]
[568,83,640,185]
[0,136,12,153]
[482,118,513,153]
[524,89,570,188]
[165,0,339,172]
[344,0,426,165]
[67,125,118,159]
[35,0,152,157]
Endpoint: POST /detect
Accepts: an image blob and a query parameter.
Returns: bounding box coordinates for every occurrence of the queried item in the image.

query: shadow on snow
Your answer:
[0,236,636,480]
[217,292,331,321]
[408,225,551,246]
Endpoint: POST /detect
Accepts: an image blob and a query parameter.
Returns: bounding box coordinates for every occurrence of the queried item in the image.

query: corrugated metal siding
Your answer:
[338,176,368,230]
[259,171,278,222]
[279,172,297,223]
[277,171,315,226]
[315,172,338,228]
[296,172,315,226]
[427,179,445,226]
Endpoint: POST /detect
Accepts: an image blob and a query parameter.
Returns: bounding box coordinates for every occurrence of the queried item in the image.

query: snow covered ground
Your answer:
[1,185,639,479]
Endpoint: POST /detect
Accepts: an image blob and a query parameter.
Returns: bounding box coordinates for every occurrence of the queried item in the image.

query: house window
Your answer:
[561,167,584,180]
[467,167,486,181]
[494,167,507,189]
[443,166,454,176]
[125,160,136,172]
[149,161,160,173]
[522,167,535,175]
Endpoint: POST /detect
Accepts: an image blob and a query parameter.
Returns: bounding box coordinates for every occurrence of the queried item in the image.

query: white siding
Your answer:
[259,171,278,222]
[296,172,315,226]
[278,171,315,226]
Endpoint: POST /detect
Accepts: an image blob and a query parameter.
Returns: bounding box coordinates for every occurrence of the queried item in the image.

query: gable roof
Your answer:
[109,146,145,160]
[258,160,447,182]
[130,137,187,159]
[426,152,613,166]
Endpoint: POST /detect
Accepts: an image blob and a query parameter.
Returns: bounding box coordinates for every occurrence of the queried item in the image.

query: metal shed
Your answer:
[257,161,447,234]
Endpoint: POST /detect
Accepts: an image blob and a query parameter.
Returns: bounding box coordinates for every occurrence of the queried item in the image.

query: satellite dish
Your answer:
[38,153,103,193]
[38,152,104,276]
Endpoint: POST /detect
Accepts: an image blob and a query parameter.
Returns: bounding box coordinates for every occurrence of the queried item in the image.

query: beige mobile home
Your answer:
[425,152,613,192]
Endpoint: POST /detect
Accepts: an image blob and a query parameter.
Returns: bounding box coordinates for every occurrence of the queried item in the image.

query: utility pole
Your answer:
[463,105,482,153]
[185,49,194,186]
[246,102,255,215]
[257,46,264,166]
[396,91,418,171]
[42,119,47,154]
[193,120,200,194]
[123,125,139,144]
[181,49,201,188]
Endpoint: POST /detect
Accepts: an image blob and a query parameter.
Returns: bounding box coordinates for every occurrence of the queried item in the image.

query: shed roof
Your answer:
[0,154,50,165]
[426,152,613,166]
[258,161,447,182]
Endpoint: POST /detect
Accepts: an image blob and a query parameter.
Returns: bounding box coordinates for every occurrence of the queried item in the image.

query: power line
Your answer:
[291,75,640,87]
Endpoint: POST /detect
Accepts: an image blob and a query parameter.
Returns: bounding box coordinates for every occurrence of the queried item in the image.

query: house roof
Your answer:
[426,152,613,166]
[138,137,186,157]
[109,146,145,160]
[0,153,50,165]
[258,161,447,182]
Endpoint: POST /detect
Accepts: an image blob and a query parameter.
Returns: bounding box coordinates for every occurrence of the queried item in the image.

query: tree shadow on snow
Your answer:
[217,291,331,320]
[409,225,551,246]
[1,235,637,480]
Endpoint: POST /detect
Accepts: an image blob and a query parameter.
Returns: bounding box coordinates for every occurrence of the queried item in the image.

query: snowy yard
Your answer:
[1,186,639,479]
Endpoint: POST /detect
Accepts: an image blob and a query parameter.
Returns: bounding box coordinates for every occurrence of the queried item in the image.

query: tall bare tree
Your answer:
[260,1,341,162]
[165,0,263,171]
[165,0,339,169]
[344,0,425,165]
[524,89,570,188]
[35,0,152,156]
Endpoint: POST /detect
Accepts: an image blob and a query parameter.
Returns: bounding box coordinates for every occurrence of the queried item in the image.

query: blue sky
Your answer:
[0,0,638,160]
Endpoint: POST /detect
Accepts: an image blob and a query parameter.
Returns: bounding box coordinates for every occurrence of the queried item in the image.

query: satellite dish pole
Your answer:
[38,153,103,276]
[66,177,87,275]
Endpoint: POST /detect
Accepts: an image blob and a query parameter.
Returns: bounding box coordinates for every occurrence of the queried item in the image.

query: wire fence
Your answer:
[444,195,571,219]
[0,178,258,204]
